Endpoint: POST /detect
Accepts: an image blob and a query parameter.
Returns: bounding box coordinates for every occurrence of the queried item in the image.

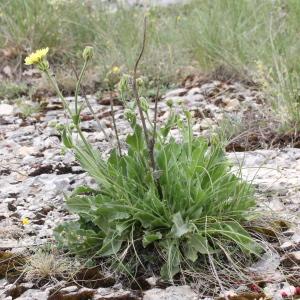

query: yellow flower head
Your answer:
[22,217,30,225]
[25,47,49,65]
[112,66,120,74]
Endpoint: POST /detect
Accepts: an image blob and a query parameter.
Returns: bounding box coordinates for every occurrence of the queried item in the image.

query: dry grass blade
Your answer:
[22,249,77,284]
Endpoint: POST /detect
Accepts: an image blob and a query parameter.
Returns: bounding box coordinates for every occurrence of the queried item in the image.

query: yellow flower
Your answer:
[112,66,120,74]
[22,217,30,225]
[24,47,49,65]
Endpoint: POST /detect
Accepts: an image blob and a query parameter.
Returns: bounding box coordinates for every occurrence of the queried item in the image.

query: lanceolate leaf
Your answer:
[126,125,145,152]
[185,233,213,262]
[207,221,262,255]
[160,240,181,280]
[171,212,189,238]
[142,231,162,247]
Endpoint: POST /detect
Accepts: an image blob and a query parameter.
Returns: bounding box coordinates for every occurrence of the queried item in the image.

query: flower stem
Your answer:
[110,91,122,156]
[45,69,95,158]
[45,70,72,117]
[74,60,88,115]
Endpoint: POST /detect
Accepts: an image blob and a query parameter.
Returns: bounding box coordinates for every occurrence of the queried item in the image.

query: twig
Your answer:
[110,91,122,156]
[70,63,109,141]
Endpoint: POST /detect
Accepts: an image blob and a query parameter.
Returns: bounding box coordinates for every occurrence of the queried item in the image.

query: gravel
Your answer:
[0,80,299,299]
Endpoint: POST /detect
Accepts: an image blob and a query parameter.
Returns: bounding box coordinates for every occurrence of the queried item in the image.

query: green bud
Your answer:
[55,123,65,131]
[118,74,130,94]
[124,109,136,124]
[166,99,173,108]
[82,46,94,61]
[136,77,144,88]
[140,97,149,112]
[184,110,192,120]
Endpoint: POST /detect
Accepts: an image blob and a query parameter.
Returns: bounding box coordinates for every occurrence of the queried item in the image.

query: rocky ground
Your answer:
[0,79,299,299]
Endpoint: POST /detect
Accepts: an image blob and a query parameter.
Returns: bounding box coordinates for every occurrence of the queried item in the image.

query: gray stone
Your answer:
[14,289,49,299]
[60,285,78,293]
[143,286,197,300]
[0,104,14,116]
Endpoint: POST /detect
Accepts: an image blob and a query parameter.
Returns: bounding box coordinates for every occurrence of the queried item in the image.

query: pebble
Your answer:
[143,286,197,300]
[0,104,14,116]
[60,285,79,293]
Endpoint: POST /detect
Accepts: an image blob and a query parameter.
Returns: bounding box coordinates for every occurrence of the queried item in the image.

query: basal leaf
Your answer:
[207,221,262,255]
[99,235,123,256]
[185,233,213,262]
[126,125,145,152]
[142,231,162,248]
[66,195,92,213]
[160,239,181,280]
[171,212,189,237]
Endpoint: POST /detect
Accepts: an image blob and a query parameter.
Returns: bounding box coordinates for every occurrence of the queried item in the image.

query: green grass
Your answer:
[1,0,300,129]
[177,0,300,129]
[0,80,28,99]
[0,0,188,84]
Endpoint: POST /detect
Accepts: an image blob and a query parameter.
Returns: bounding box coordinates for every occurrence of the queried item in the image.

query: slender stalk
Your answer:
[71,64,109,141]
[133,18,150,147]
[74,60,87,115]
[152,84,163,199]
[132,17,155,171]
[110,91,122,156]
[45,69,95,158]
[132,17,163,198]
[45,70,72,117]
[152,84,160,153]
[76,125,95,157]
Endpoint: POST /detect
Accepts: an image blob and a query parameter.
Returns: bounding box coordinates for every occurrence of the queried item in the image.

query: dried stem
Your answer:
[132,17,155,171]
[132,18,163,198]
[152,84,163,199]
[110,91,122,156]
[152,84,160,150]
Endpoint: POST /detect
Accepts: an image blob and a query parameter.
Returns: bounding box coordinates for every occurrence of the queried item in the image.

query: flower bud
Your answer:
[140,97,149,112]
[124,109,136,123]
[118,74,130,94]
[82,46,94,61]
[136,77,144,88]
[55,123,65,131]
[166,99,173,108]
